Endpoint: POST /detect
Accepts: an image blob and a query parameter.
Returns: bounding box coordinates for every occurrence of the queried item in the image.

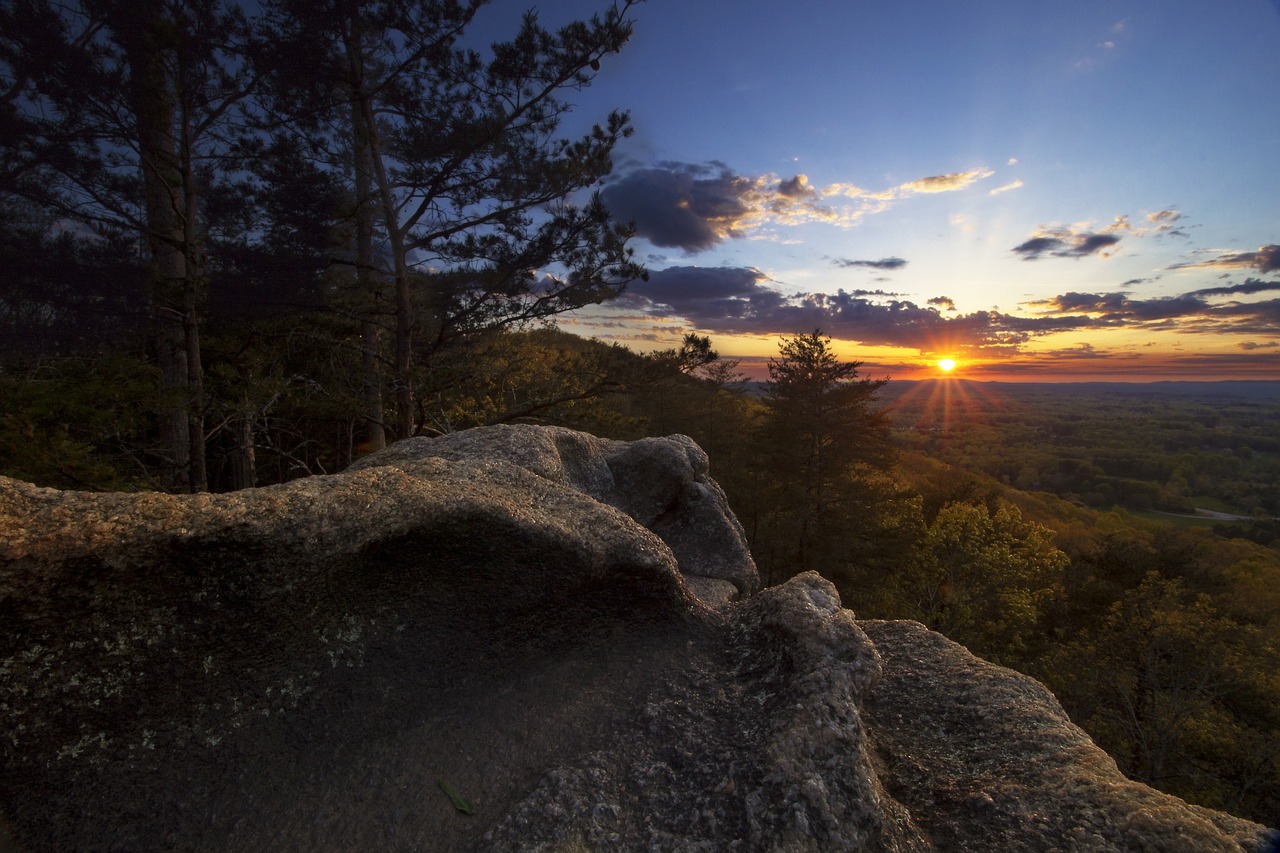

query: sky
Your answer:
[482,0,1280,382]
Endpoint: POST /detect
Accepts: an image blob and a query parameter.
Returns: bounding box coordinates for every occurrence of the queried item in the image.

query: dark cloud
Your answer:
[928,296,956,311]
[1043,292,1130,313]
[1072,233,1123,256]
[1170,245,1280,273]
[623,266,1091,352]
[1032,286,1280,339]
[1190,278,1280,297]
[1012,236,1065,258]
[1239,341,1280,351]
[1037,291,1209,321]
[602,161,1001,254]
[776,175,812,198]
[601,164,756,252]
[832,256,908,271]
[1013,231,1121,260]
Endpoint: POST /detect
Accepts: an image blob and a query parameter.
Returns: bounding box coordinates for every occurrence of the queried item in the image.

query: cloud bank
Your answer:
[617,267,1280,356]
[620,266,1083,353]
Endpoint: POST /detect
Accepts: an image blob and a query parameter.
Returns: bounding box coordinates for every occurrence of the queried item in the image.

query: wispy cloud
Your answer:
[1010,209,1199,261]
[1169,245,1280,274]
[989,179,1024,196]
[831,256,907,271]
[601,161,995,254]
[1190,278,1280,297]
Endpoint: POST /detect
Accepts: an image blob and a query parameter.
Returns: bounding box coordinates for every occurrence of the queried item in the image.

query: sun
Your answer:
[937,358,957,373]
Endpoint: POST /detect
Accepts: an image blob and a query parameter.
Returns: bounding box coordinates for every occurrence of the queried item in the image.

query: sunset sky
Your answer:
[483,0,1280,381]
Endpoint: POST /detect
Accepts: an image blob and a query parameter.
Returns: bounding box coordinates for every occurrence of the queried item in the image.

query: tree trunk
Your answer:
[352,98,385,453]
[344,30,412,440]
[230,412,256,490]
[127,3,192,492]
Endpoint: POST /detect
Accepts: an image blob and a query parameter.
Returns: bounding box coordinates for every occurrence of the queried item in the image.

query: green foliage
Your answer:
[0,354,157,490]
[887,380,1280,518]
[1042,572,1280,815]
[867,500,1068,664]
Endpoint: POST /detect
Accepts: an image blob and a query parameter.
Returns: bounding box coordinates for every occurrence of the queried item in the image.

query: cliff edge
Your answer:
[0,425,1272,851]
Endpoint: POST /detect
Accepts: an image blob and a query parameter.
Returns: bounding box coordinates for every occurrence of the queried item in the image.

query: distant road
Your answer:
[1153,508,1259,522]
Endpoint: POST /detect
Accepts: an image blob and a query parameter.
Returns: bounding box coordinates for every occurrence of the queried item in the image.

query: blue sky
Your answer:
[484,0,1280,380]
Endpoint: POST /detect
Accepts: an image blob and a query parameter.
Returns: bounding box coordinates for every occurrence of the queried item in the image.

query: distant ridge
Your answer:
[878,379,1280,402]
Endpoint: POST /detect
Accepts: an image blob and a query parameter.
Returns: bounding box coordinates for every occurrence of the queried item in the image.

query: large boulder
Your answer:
[861,619,1273,852]
[349,425,758,602]
[0,426,1273,851]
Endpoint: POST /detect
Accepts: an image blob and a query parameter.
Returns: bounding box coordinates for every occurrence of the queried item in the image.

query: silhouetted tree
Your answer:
[1,0,255,491]
[753,329,892,578]
[256,0,646,440]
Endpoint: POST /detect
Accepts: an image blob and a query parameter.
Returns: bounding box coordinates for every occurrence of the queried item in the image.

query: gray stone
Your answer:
[350,425,759,596]
[0,427,1273,851]
[861,619,1275,852]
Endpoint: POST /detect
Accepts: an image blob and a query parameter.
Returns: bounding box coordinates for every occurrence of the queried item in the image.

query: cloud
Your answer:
[832,256,907,271]
[1170,245,1280,274]
[620,266,1089,353]
[896,169,995,194]
[1190,278,1280,297]
[612,262,1280,360]
[600,163,757,252]
[1012,229,1122,260]
[602,161,995,254]
[989,179,1024,196]
[1013,208,1198,260]
[1030,285,1280,338]
[776,175,811,197]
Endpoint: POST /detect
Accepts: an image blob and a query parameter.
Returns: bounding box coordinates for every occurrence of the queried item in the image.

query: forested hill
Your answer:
[880,377,1280,529]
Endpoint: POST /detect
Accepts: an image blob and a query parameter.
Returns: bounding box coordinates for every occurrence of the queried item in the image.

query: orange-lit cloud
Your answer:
[895,169,996,195]
[609,266,1280,363]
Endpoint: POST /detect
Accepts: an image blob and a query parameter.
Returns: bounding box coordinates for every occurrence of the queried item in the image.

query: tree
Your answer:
[752,329,891,578]
[1045,572,1280,814]
[881,499,1069,664]
[257,0,646,440]
[1,0,255,492]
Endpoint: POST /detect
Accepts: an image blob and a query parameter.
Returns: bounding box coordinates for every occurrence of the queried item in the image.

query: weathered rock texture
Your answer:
[0,425,1273,851]
[347,425,758,602]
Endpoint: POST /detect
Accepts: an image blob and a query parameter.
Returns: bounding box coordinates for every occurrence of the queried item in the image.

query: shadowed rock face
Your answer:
[0,426,1273,851]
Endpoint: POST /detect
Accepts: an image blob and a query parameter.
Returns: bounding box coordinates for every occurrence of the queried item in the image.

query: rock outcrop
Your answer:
[0,425,1273,851]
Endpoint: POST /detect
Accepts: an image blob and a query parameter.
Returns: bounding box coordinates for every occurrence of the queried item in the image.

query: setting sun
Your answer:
[938,358,957,373]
